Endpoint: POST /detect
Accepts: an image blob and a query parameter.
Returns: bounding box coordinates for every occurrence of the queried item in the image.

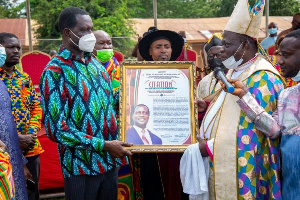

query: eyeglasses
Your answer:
[207,52,222,60]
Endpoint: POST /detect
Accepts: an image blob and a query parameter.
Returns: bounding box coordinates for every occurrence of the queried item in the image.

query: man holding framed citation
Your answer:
[120,28,193,200]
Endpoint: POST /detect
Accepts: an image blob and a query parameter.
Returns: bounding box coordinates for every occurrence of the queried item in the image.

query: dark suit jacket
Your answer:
[126,127,162,145]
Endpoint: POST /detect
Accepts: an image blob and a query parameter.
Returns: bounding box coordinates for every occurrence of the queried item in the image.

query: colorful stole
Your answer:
[103,57,120,94]
[203,55,282,199]
[0,150,14,200]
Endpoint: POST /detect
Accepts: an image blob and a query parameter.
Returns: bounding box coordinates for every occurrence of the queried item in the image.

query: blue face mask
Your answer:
[0,47,6,67]
[268,28,277,35]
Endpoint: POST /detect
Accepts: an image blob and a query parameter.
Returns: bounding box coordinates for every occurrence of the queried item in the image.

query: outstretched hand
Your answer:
[195,98,208,112]
[103,140,133,158]
[220,79,248,98]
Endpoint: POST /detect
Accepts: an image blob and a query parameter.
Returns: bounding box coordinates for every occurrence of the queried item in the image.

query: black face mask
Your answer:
[208,57,224,70]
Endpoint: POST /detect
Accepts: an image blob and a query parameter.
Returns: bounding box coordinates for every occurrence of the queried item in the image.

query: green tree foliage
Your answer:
[27,0,136,56]
[0,0,136,56]
[0,0,24,18]
[127,0,300,18]
[269,0,300,16]
[128,0,218,18]
[213,0,300,17]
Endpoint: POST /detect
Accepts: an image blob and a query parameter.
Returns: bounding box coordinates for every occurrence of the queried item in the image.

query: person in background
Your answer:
[93,30,120,118]
[48,50,57,57]
[276,13,300,48]
[270,37,299,87]
[137,27,186,200]
[131,36,143,61]
[0,43,28,199]
[196,34,227,125]
[261,22,278,54]
[40,7,132,200]
[0,32,43,200]
[227,29,300,200]
[93,29,137,200]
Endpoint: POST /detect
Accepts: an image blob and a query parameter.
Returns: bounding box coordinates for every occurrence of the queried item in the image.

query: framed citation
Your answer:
[119,61,197,152]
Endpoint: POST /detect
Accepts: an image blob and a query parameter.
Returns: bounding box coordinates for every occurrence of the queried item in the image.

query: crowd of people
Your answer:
[0,0,299,199]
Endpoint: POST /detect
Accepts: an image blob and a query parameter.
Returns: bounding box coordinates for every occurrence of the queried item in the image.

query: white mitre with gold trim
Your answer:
[225,0,265,39]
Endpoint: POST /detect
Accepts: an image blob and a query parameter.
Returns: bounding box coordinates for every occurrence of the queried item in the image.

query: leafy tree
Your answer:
[15,0,136,56]
[128,0,218,18]
[127,0,300,18]
[269,0,300,16]
[0,0,24,18]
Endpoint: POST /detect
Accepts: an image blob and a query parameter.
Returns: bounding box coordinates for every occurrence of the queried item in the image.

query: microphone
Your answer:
[214,67,235,93]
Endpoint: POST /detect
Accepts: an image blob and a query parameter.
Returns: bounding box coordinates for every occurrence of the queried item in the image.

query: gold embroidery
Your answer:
[238,157,247,167]
[252,74,261,82]
[239,179,244,188]
[241,190,255,200]
[245,169,256,181]
[263,154,269,165]
[259,186,267,195]
[271,154,277,164]
[241,135,251,145]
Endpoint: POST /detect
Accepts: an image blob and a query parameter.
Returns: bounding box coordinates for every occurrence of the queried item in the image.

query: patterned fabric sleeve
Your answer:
[237,70,284,199]
[27,77,42,135]
[40,66,105,152]
[237,92,281,139]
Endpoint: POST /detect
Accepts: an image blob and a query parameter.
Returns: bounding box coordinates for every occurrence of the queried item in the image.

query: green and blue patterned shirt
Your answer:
[39,46,127,178]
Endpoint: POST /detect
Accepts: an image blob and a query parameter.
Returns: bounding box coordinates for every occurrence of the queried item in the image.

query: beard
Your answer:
[4,60,19,68]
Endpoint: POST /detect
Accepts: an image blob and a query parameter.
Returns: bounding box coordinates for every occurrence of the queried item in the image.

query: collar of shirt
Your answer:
[58,45,92,65]
[133,125,152,145]
[0,66,21,78]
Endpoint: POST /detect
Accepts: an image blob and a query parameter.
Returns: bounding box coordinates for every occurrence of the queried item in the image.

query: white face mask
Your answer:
[292,70,300,82]
[0,46,6,67]
[222,43,245,70]
[69,29,96,52]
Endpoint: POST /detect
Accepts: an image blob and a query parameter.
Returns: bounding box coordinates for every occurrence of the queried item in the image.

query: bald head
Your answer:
[93,30,113,55]
[268,22,277,29]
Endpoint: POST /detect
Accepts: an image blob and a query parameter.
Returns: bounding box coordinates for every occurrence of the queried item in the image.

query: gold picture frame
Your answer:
[119,61,197,152]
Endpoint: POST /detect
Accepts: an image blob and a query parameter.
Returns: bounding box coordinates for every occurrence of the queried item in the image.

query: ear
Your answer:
[63,28,71,38]
[149,48,152,56]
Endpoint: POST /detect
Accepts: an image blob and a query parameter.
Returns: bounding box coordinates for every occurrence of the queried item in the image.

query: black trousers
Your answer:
[64,167,118,200]
[26,155,40,200]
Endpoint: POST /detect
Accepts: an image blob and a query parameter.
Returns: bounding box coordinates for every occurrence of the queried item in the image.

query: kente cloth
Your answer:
[0,150,14,200]
[261,36,277,52]
[103,57,120,94]
[0,79,27,200]
[0,67,43,157]
[39,46,128,178]
[201,55,284,199]
[103,57,120,122]
[237,83,300,199]
[269,55,299,87]
[118,164,135,200]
